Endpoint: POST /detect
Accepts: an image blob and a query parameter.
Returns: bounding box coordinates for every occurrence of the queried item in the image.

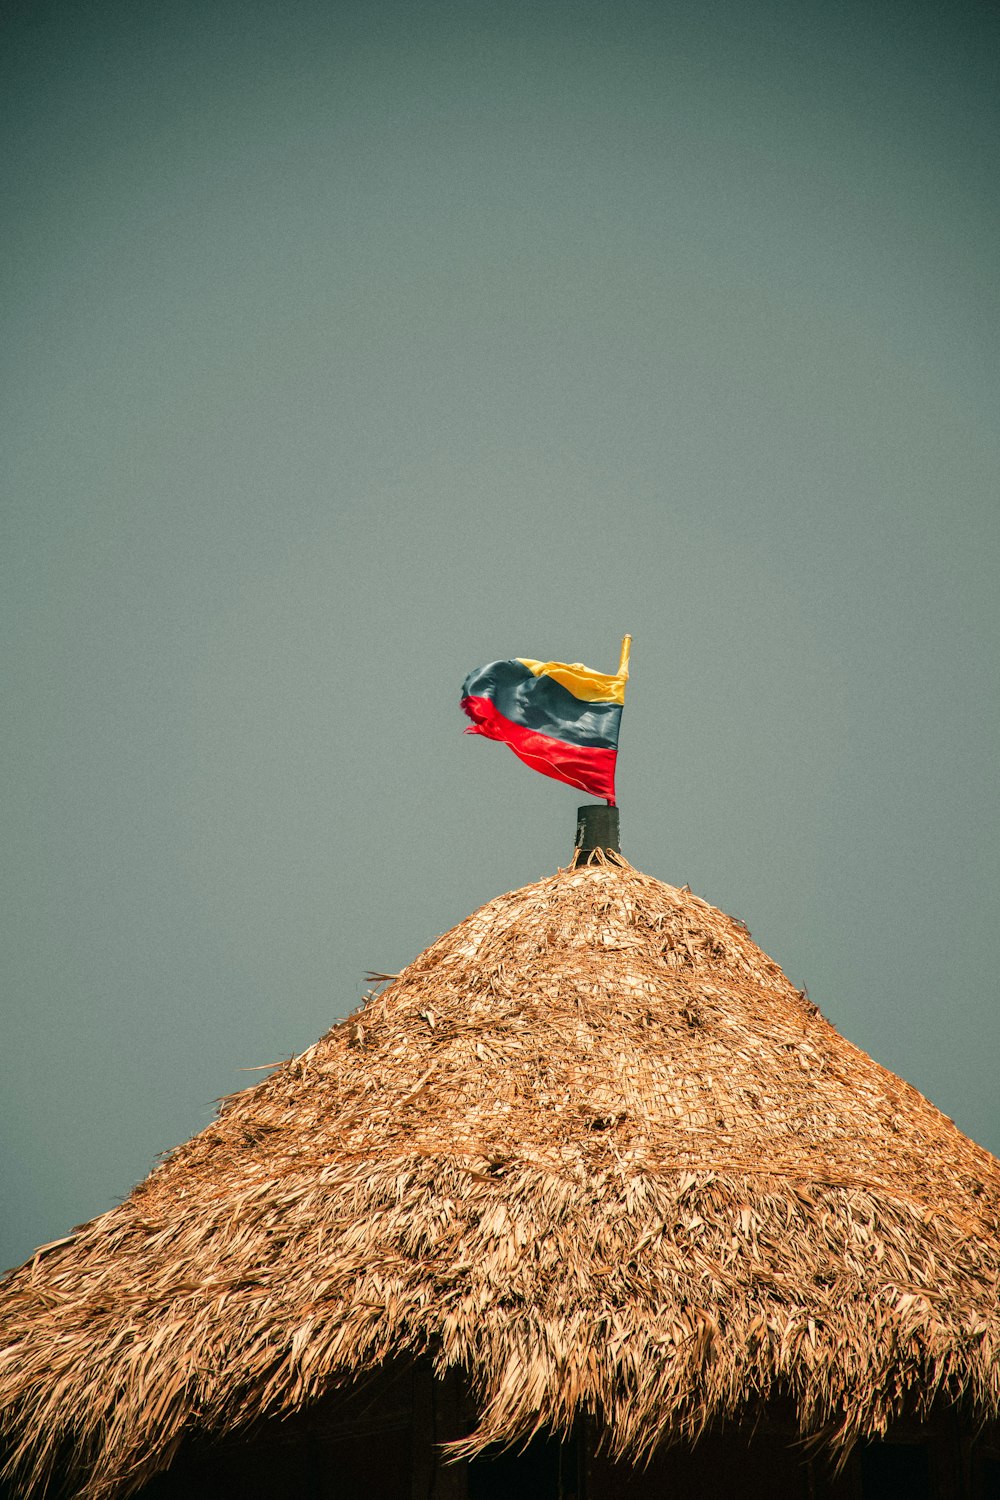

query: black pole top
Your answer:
[575,804,620,860]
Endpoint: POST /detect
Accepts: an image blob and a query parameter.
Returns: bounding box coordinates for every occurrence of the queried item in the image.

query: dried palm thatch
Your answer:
[2,856,999,1499]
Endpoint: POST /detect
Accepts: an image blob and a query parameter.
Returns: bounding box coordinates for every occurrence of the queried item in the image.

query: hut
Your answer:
[2,818,999,1499]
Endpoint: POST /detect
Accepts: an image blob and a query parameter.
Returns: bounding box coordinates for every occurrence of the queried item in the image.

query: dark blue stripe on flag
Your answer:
[460,660,622,750]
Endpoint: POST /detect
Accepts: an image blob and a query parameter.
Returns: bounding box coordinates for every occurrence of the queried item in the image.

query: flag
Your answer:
[460,639,630,804]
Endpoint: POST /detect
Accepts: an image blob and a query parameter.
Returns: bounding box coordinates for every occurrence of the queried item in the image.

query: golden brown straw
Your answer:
[2,857,999,1497]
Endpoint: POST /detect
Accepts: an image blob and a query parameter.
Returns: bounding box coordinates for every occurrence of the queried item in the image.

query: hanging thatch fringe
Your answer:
[2,859,999,1498]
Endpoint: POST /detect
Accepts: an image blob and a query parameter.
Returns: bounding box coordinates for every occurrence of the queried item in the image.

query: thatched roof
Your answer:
[3,856,1000,1498]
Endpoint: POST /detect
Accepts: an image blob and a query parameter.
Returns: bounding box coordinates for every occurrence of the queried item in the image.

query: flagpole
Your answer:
[573,636,631,858]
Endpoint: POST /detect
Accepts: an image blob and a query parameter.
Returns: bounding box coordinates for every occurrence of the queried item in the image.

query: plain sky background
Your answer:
[3,0,998,1273]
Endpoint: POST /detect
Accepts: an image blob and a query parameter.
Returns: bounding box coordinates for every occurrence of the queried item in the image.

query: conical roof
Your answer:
[2,858,1000,1498]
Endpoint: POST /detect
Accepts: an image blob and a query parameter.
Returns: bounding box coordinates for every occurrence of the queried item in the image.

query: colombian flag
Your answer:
[460,640,629,805]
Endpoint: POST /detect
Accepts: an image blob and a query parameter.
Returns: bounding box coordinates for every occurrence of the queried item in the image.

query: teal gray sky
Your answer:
[3,0,998,1272]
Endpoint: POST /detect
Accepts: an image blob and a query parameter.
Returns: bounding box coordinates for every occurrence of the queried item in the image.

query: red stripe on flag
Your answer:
[461,695,617,803]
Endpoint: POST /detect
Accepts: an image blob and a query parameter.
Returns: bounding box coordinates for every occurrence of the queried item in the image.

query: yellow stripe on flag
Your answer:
[517,657,627,705]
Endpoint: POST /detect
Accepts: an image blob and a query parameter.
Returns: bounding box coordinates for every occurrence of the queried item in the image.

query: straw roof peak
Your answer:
[2,857,999,1498]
